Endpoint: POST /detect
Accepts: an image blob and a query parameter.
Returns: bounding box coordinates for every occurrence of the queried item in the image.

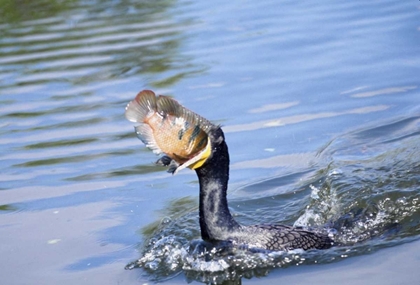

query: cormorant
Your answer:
[125,90,333,251]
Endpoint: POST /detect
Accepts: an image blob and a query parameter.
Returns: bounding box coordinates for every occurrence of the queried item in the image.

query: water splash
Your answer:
[127,117,420,284]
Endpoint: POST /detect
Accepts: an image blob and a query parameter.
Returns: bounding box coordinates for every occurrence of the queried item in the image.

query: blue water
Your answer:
[0,0,419,284]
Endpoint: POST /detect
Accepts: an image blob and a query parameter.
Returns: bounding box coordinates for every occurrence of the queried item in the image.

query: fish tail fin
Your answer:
[125,90,157,123]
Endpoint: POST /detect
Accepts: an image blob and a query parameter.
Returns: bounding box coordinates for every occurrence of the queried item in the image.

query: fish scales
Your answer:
[145,112,207,163]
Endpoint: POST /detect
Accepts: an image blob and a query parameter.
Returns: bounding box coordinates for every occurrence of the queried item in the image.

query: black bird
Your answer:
[125,90,333,251]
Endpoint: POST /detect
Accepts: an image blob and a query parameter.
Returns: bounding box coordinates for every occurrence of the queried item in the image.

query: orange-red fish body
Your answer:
[125,90,213,172]
[144,112,208,164]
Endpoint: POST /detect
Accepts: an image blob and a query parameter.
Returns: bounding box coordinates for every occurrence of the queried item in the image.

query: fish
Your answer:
[125,90,214,174]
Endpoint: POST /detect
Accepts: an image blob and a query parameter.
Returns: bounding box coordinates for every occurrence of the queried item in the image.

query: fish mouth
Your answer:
[170,136,212,174]
[125,90,215,173]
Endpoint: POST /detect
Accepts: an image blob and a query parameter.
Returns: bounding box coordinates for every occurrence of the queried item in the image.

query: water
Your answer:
[0,0,419,284]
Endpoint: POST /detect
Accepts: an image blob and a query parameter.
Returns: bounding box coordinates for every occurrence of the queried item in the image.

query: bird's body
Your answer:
[125,90,334,251]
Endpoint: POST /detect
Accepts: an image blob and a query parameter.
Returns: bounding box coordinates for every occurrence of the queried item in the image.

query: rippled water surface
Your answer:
[1,1,420,284]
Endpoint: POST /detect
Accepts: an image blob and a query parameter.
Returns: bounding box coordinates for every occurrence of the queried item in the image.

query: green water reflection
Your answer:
[0,0,75,23]
[0,0,203,91]
[0,204,18,212]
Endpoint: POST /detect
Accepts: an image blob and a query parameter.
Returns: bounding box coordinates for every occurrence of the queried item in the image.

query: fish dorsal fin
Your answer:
[156,95,214,135]
[125,90,157,123]
[183,107,214,135]
[156,95,183,117]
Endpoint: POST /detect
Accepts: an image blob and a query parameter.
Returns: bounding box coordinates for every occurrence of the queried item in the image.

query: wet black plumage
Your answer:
[160,125,334,251]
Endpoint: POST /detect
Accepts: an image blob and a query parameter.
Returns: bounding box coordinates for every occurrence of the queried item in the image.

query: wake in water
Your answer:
[127,116,420,284]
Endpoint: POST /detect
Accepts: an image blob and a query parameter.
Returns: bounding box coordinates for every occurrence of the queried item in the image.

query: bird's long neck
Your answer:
[195,135,240,242]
